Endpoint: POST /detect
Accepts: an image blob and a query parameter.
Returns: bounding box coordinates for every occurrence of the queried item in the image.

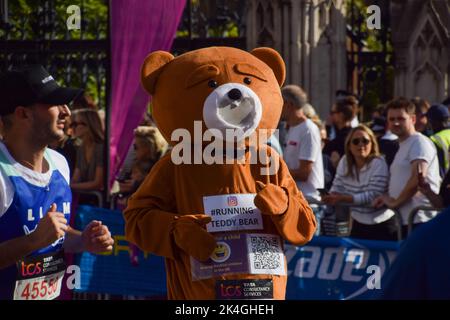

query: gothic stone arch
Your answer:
[391,0,450,103]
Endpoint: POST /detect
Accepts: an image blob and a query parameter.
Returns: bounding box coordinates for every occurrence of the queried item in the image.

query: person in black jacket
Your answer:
[370,116,399,167]
[323,96,357,169]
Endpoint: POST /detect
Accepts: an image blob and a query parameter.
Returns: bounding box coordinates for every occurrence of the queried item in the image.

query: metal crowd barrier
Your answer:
[305,197,403,241]
[407,205,444,236]
[109,192,120,210]
[73,190,104,208]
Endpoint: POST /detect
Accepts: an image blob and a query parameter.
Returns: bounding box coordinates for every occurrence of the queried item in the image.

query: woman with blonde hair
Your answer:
[116,126,167,266]
[133,126,167,164]
[118,126,168,195]
[322,125,396,241]
[70,108,105,193]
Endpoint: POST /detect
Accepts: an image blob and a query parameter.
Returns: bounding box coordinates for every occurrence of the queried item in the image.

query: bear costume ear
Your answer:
[141,51,174,95]
[251,47,286,87]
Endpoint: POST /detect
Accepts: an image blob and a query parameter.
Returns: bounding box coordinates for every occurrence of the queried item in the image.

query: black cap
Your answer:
[0,65,84,116]
[442,97,450,107]
[426,104,449,122]
[335,89,360,104]
[370,116,386,132]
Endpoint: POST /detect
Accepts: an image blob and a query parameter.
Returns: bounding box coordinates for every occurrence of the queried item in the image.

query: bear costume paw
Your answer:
[254,181,289,216]
[172,214,217,262]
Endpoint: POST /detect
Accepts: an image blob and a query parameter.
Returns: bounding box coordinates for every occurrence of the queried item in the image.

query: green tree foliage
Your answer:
[345,0,394,119]
[3,1,108,108]
[4,0,107,40]
[345,0,392,52]
[176,0,243,38]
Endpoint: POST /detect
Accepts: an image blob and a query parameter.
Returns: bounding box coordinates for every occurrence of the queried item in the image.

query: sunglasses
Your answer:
[70,121,86,128]
[351,137,370,146]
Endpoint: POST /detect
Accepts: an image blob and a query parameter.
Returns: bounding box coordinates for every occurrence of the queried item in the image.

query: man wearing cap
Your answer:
[0,65,114,300]
[427,104,450,178]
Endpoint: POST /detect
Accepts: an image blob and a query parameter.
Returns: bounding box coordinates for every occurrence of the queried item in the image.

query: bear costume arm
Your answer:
[272,157,317,245]
[123,155,179,260]
[256,151,317,246]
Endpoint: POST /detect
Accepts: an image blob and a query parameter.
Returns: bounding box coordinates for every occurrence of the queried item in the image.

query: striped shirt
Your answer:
[330,156,394,224]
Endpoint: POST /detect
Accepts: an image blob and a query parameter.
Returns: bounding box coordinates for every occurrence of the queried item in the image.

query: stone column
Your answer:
[247,0,347,119]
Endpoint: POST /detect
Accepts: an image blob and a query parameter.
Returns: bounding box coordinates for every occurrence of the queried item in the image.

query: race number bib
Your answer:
[14,251,66,300]
[203,194,264,232]
[191,233,285,281]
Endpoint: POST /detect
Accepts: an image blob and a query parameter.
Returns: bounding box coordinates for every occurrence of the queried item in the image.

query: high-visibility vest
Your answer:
[431,128,450,175]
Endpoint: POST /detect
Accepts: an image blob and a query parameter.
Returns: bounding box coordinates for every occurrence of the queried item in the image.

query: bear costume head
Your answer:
[140,46,285,146]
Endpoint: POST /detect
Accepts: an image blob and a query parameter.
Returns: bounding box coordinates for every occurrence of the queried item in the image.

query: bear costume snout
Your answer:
[203,82,262,141]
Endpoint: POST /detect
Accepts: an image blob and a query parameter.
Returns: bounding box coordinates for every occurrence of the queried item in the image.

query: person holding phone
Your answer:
[322,125,396,241]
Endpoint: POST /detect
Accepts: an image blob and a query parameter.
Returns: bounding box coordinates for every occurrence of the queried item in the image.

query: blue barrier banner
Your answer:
[74,205,167,297]
[285,236,400,300]
[74,205,400,299]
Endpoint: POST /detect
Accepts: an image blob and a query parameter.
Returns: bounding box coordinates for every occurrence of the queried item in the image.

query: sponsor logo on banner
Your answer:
[285,237,399,300]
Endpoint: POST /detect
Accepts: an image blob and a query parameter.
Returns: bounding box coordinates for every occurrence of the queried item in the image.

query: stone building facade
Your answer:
[246,0,347,118]
[246,0,450,118]
[391,0,450,104]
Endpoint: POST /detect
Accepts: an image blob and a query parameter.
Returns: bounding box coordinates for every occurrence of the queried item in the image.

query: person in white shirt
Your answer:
[281,85,324,234]
[322,125,397,241]
[373,97,441,239]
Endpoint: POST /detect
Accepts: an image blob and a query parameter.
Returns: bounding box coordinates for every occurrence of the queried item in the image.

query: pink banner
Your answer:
[109,0,186,186]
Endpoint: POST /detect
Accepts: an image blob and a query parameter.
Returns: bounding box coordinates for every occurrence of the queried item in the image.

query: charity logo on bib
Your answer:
[203,193,263,233]
[210,242,231,263]
[190,233,286,281]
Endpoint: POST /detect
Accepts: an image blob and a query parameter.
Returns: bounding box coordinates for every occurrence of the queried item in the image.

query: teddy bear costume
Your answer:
[123,46,316,300]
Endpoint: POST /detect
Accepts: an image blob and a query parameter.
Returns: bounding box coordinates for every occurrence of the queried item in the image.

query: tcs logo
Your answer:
[220,284,242,297]
[21,261,42,277]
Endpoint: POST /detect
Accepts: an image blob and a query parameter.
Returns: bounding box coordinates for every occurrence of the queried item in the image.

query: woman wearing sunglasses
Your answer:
[322,125,397,241]
[70,109,105,196]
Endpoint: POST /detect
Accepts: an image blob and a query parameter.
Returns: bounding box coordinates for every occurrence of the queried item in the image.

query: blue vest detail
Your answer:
[0,149,72,299]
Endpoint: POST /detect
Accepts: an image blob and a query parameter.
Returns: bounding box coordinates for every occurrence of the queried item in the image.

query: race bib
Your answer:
[203,194,264,232]
[191,233,285,281]
[13,251,66,300]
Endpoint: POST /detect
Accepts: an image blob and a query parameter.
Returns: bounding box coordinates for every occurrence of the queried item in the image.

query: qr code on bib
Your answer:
[248,235,284,273]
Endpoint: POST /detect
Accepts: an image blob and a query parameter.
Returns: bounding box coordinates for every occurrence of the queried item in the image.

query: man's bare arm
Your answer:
[0,234,40,270]
[289,160,313,182]
[391,159,427,208]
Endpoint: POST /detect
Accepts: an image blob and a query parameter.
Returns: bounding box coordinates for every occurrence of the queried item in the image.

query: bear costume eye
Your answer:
[208,80,218,88]
[243,77,252,85]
